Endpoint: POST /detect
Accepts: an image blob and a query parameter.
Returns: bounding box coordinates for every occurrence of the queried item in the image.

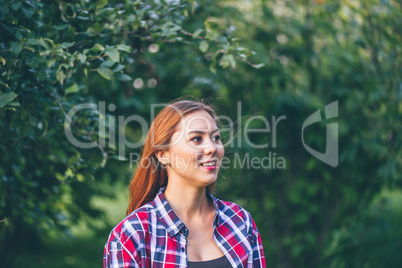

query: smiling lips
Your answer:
[200,160,217,170]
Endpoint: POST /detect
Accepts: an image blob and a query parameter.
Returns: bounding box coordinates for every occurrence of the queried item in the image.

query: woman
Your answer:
[103,100,266,267]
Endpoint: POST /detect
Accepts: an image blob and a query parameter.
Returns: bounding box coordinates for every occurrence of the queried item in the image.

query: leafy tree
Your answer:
[208,0,401,267]
[0,0,400,267]
[0,0,258,265]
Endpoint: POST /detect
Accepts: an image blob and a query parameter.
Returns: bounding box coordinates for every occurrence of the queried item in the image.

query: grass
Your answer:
[13,182,128,268]
[12,185,402,268]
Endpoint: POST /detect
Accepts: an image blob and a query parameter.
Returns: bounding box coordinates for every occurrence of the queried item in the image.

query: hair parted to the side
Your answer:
[126,99,219,215]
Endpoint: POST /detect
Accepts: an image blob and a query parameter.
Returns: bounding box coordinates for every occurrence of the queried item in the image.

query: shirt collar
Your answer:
[152,186,222,237]
[206,187,223,228]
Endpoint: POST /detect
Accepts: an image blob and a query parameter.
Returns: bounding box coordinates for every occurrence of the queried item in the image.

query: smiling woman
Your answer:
[103,99,266,268]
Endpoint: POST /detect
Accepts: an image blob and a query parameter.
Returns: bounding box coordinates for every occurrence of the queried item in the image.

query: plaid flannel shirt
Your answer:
[103,187,266,267]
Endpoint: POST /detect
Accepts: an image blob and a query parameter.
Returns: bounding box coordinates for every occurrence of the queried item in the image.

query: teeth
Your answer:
[202,162,216,166]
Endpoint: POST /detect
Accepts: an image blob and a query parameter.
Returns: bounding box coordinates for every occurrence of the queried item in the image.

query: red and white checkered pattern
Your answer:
[104,187,266,267]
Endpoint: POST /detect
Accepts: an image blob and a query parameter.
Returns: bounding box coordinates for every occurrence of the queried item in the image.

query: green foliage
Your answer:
[0,0,258,266]
[0,0,400,267]
[210,1,401,267]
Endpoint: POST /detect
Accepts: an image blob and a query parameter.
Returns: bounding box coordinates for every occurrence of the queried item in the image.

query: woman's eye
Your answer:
[191,136,202,142]
[213,135,221,141]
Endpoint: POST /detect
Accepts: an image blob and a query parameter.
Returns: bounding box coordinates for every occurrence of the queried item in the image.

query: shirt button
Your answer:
[181,247,185,252]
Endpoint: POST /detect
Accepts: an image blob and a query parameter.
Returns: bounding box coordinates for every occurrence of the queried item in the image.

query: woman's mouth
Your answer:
[200,161,217,170]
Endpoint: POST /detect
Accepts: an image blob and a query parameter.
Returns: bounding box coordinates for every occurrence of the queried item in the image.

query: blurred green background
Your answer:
[0,0,401,267]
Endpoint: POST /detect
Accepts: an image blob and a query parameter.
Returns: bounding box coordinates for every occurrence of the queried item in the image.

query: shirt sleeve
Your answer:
[241,208,266,268]
[249,218,266,267]
[103,229,142,268]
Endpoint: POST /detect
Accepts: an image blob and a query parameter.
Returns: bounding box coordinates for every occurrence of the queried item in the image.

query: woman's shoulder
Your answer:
[213,196,260,240]
[213,196,255,224]
[105,202,155,243]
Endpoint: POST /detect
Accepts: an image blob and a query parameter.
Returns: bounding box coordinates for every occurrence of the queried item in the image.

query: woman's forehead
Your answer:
[176,110,218,133]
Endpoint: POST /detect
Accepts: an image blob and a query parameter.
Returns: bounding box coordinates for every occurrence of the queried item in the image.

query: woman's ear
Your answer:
[155,151,170,166]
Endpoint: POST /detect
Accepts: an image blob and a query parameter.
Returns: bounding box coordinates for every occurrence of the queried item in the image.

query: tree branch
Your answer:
[51,93,108,167]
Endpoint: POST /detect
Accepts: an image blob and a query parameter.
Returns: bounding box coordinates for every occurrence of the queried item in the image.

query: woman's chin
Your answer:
[199,174,218,185]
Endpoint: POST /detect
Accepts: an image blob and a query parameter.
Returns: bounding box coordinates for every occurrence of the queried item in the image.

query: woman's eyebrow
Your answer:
[187,129,220,135]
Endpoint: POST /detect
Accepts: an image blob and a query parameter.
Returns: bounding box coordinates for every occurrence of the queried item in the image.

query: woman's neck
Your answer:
[164,182,214,223]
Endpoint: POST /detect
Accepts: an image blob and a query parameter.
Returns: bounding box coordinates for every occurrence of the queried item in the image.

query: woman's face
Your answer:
[164,110,224,188]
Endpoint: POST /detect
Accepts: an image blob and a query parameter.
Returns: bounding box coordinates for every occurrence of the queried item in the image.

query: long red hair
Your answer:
[126,100,218,215]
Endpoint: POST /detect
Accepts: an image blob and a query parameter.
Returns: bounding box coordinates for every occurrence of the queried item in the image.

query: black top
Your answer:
[188,255,232,268]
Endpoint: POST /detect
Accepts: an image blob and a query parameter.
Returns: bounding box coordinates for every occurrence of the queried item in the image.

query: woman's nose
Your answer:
[204,140,217,155]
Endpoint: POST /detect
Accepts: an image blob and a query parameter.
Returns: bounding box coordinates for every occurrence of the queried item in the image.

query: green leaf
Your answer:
[39,39,50,50]
[209,64,216,74]
[161,22,181,36]
[116,44,131,53]
[226,54,236,68]
[199,41,209,52]
[10,1,22,11]
[253,63,265,69]
[46,58,56,68]
[27,38,40,46]
[65,168,74,178]
[22,5,35,18]
[86,27,98,36]
[0,2,10,17]
[76,174,85,182]
[61,42,75,48]
[0,56,6,66]
[14,30,23,40]
[55,172,66,182]
[24,46,35,52]
[105,49,120,62]
[216,35,228,44]
[112,64,125,72]
[219,54,230,68]
[90,43,105,52]
[235,47,247,52]
[0,80,8,88]
[1,20,14,33]
[7,101,20,107]
[65,83,79,95]
[54,24,69,30]
[100,60,115,68]
[78,54,87,63]
[193,29,203,38]
[10,42,23,56]
[97,67,113,80]
[115,73,132,81]
[56,70,66,85]
[96,0,108,9]
[0,92,18,108]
